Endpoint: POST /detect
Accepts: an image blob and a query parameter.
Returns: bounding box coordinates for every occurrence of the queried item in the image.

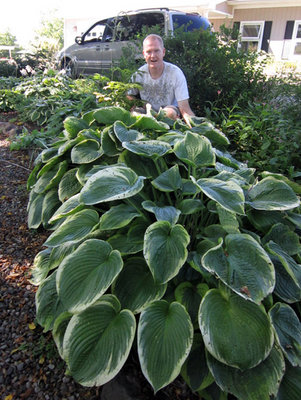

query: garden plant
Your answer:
[1,20,300,399]
[26,105,301,400]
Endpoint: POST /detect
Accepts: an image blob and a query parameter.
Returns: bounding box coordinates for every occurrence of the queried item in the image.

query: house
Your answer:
[62,0,301,61]
[204,0,301,61]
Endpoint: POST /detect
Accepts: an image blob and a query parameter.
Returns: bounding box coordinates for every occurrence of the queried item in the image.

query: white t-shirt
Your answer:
[129,62,189,112]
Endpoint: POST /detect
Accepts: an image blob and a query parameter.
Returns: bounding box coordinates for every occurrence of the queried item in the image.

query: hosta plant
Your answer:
[27,106,301,399]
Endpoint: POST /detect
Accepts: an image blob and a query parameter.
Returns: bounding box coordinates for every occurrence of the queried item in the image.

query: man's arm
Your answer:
[178,99,195,127]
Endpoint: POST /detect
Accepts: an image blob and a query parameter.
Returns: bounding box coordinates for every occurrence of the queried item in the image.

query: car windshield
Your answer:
[172,14,210,32]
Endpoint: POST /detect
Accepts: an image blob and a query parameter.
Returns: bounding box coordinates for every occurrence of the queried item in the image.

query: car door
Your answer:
[73,19,112,74]
[97,15,137,69]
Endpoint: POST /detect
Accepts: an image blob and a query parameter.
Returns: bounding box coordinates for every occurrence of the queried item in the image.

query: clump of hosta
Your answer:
[27,106,301,399]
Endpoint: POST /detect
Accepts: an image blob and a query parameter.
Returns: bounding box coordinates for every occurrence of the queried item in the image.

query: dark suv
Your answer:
[57,8,210,76]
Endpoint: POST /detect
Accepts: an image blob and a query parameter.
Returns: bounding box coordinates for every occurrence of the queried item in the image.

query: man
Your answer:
[127,34,195,126]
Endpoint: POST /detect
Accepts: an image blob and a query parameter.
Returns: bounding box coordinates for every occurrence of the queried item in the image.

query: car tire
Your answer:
[61,58,77,78]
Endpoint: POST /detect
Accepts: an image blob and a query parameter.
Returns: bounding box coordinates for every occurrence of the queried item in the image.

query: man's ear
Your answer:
[163,47,166,57]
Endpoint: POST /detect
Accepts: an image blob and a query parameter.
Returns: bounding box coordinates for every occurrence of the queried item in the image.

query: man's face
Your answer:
[143,38,165,70]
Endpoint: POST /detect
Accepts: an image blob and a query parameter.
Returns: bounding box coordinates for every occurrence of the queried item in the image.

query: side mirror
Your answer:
[75,36,83,45]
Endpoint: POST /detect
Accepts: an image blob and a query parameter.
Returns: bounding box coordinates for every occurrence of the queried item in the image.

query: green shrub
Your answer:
[205,100,301,177]
[1,71,104,142]
[0,59,18,77]
[27,106,301,399]
[0,76,20,111]
[163,27,268,115]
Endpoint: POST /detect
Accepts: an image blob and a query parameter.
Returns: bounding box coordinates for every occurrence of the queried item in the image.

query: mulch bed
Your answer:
[0,112,200,400]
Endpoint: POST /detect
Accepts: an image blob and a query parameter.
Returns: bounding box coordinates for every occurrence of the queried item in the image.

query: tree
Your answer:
[34,9,64,50]
[0,30,18,58]
[29,9,64,68]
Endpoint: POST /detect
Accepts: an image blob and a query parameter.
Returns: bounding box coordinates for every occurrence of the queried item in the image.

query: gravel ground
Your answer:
[0,116,200,400]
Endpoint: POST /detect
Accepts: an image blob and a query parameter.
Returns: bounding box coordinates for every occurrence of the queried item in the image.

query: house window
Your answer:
[292,20,301,56]
[239,21,264,52]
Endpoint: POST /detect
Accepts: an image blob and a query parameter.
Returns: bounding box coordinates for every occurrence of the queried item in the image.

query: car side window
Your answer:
[82,22,107,43]
[112,12,165,41]
[113,16,134,41]
[134,13,165,35]
[172,14,206,32]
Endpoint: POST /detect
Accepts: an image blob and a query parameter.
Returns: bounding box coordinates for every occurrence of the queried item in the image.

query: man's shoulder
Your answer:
[164,62,184,75]
[132,64,149,82]
[137,64,149,72]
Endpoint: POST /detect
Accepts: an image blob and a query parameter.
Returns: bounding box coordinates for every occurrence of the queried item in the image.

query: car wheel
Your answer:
[61,58,77,78]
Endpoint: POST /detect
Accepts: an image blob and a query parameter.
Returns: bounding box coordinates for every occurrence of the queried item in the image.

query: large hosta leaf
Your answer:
[138,300,193,392]
[58,168,83,202]
[52,311,73,359]
[119,149,157,178]
[71,139,103,164]
[108,219,148,255]
[151,165,182,192]
[112,257,167,313]
[276,362,301,400]
[175,282,207,324]
[142,200,181,225]
[199,289,274,369]
[191,121,230,147]
[63,295,136,386]
[36,270,65,332]
[143,221,190,283]
[181,333,214,392]
[42,188,61,228]
[195,178,245,215]
[269,303,301,367]
[122,140,172,159]
[261,171,301,195]
[80,166,145,205]
[49,194,85,223]
[57,239,123,313]
[114,121,144,142]
[33,160,68,194]
[93,106,136,126]
[246,209,284,233]
[48,242,78,271]
[30,248,52,285]
[263,223,301,256]
[45,209,99,247]
[174,131,215,167]
[27,191,44,229]
[101,126,120,156]
[265,241,301,303]
[216,203,240,234]
[214,149,245,169]
[247,177,300,211]
[202,234,275,304]
[207,345,285,400]
[178,199,204,215]
[130,114,170,131]
[98,203,140,230]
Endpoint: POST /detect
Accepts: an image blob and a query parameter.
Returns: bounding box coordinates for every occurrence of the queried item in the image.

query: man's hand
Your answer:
[178,99,195,128]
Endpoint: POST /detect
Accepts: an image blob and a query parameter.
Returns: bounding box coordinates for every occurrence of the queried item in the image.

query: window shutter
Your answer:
[232,21,240,40]
[284,21,294,40]
[282,21,295,59]
[261,21,272,52]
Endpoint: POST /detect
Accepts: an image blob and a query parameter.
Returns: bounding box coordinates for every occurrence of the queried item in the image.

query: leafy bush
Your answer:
[0,71,104,142]
[205,100,301,177]
[162,27,268,116]
[27,106,301,399]
[0,76,20,111]
[0,59,18,77]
